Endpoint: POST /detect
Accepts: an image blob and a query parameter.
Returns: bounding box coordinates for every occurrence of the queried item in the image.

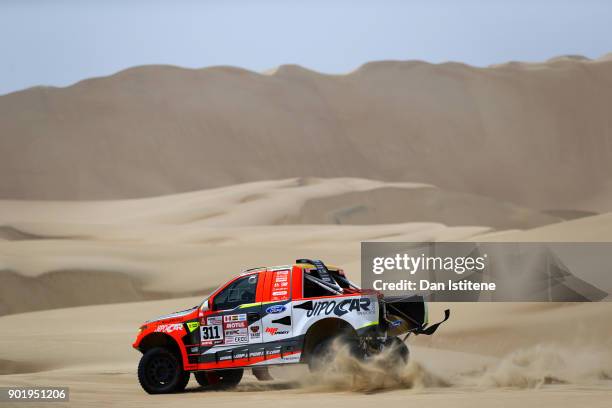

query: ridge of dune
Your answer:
[473,212,612,242]
[2,56,612,213]
[0,178,561,237]
[5,54,611,95]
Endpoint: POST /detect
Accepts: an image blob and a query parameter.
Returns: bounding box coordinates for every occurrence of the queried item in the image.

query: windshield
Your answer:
[199,272,258,310]
[199,283,224,310]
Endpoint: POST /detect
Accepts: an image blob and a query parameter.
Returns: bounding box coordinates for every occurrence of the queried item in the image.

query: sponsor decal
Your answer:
[249,325,261,338]
[225,328,247,336]
[154,323,183,333]
[265,347,281,356]
[265,305,287,314]
[270,270,290,301]
[186,321,200,332]
[265,327,289,336]
[302,298,372,317]
[224,321,247,329]
[225,335,248,344]
[207,316,222,325]
[223,314,247,322]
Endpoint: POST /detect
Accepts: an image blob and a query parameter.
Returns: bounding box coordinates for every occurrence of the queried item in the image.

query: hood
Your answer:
[146,306,198,324]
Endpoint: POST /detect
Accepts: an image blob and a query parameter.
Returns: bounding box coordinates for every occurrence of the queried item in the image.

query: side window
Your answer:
[213,274,258,311]
[303,270,336,298]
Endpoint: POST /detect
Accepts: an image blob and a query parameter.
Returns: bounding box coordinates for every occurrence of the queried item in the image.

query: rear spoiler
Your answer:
[384,296,450,336]
[414,309,450,335]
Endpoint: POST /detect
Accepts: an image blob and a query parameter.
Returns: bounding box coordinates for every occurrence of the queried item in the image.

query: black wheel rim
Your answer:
[145,355,177,387]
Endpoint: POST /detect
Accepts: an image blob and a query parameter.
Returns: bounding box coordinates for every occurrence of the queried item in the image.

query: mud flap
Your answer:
[416,309,450,335]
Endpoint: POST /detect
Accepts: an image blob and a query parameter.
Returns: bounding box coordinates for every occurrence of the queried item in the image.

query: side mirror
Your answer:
[200,299,210,312]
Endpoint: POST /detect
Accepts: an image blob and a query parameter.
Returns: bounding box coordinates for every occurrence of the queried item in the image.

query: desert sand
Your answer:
[1,177,611,407]
[0,299,610,408]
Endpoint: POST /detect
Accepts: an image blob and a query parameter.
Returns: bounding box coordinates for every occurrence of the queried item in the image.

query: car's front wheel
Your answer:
[137,347,190,394]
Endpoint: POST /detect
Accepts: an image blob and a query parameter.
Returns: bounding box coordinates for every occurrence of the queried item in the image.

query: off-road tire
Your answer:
[384,336,409,364]
[176,370,191,391]
[308,337,333,372]
[308,336,363,372]
[138,347,190,394]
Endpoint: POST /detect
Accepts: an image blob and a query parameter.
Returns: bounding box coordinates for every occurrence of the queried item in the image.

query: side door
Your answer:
[261,269,293,343]
[200,273,264,352]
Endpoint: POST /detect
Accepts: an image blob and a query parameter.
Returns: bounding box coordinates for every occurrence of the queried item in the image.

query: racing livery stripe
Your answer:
[193,350,302,370]
[239,300,290,309]
[194,335,304,365]
[358,321,379,329]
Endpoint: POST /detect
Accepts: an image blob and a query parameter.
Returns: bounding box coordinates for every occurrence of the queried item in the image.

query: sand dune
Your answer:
[281,185,560,229]
[2,177,610,315]
[1,58,612,213]
[473,212,612,242]
[0,177,575,315]
[0,178,558,238]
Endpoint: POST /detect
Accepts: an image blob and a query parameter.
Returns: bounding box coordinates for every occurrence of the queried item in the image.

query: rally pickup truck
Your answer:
[133,259,449,394]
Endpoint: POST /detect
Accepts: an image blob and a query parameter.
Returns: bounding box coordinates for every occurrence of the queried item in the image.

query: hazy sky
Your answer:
[1,0,611,95]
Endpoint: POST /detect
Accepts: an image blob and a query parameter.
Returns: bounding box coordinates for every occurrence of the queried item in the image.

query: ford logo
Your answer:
[266,305,286,314]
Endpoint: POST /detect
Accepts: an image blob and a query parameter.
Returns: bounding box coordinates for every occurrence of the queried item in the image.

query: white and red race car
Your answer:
[133,259,449,394]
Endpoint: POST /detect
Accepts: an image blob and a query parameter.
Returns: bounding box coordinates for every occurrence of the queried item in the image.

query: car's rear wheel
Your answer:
[138,347,190,394]
[308,337,333,372]
[308,335,363,372]
[379,336,409,367]
[194,369,244,389]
